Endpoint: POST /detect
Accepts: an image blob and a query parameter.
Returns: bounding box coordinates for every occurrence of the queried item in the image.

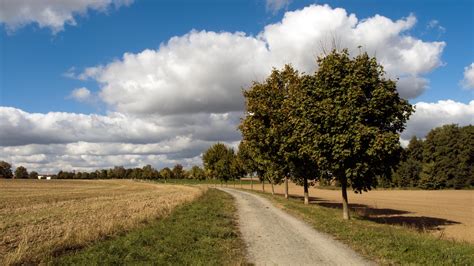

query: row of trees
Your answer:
[0,161,38,179]
[389,124,473,189]
[55,164,204,181]
[0,162,208,181]
[238,49,413,219]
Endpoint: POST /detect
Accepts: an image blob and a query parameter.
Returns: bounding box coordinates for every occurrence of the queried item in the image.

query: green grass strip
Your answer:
[255,191,474,265]
[53,189,246,265]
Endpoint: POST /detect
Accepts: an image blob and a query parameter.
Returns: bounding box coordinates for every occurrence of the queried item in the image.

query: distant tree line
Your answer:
[0,161,38,179]
[386,124,473,189]
[54,164,205,181]
[0,162,210,181]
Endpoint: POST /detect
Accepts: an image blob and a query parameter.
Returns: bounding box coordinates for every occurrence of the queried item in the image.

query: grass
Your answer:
[0,179,204,265]
[53,189,247,265]
[250,190,474,265]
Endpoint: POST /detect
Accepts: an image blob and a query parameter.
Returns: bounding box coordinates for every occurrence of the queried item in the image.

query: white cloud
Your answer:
[0,0,133,33]
[427,19,446,36]
[1,5,452,173]
[265,0,291,14]
[69,87,92,102]
[461,63,474,90]
[78,4,444,117]
[401,100,474,142]
[0,107,241,172]
[396,76,429,99]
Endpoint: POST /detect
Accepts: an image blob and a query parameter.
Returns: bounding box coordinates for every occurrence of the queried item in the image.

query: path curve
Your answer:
[219,188,372,265]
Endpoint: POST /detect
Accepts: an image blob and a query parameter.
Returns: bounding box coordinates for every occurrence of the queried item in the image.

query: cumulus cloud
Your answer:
[69,87,92,102]
[0,107,241,172]
[78,4,444,117]
[1,5,452,173]
[461,63,474,89]
[401,100,474,142]
[0,0,133,33]
[265,0,291,14]
[0,107,240,146]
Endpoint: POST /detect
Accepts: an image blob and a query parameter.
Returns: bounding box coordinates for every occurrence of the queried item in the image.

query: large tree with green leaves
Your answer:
[0,161,13,179]
[160,167,173,182]
[202,143,235,183]
[236,141,258,189]
[14,166,29,179]
[189,165,206,180]
[420,124,473,189]
[240,65,301,196]
[290,50,413,219]
[29,171,39,179]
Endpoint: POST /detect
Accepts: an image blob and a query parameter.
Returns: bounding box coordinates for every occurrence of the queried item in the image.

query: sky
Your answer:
[0,0,473,173]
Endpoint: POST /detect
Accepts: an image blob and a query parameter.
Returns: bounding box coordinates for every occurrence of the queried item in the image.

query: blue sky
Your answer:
[0,0,473,172]
[1,0,473,114]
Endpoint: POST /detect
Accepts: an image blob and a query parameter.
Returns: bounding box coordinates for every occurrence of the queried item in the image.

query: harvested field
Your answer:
[0,179,204,265]
[241,181,474,243]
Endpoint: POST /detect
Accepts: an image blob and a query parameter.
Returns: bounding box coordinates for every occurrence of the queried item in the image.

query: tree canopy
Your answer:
[14,166,29,179]
[202,143,235,183]
[0,161,13,179]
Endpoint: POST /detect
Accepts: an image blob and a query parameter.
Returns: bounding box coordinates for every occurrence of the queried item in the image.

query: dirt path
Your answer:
[219,188,371,265]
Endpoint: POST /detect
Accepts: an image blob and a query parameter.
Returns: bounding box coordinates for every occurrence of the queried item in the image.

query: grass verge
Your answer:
[53,189,247,265]
[250,190,474,265]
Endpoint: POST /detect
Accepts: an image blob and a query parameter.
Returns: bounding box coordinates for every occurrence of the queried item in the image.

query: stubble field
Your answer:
[0,179,204,265]
[241,181,473,243]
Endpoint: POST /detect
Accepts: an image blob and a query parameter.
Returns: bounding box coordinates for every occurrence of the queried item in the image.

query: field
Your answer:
[241,181,474,243]
[54,189,246,265]
[0,179,204,265]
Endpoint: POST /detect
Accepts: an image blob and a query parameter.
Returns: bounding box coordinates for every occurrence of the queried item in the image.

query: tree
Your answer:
[142,165,159,179]
[236,141,258,189]
[189,165,206,180]
[98,169,108,179]
[160,167,173,182]
[392,136,423,187]
[109,166,126,179]
[172,164,186,179]
[230,148,246,187]
[202,143,235,183]
[420,124,473,189]
[0,161,13,179]
[240,65,299,196]
[289,50,412,219]
[29,171,39,179]
[15,166,29,179]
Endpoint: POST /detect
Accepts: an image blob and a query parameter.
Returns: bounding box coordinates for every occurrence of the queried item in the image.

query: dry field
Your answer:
[0,179,205,265]
[241,181,474,243]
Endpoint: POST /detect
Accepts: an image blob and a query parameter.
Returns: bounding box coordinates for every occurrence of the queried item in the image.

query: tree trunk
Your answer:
[341,177,350,220]
[271,180,275,195]
[262,179,265,192]
[240,178,242,188]
[303,177,309,205]
[285,176,289,199]
[233,179,236,188]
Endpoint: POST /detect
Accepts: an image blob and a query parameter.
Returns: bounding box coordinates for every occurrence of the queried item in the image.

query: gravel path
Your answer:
[219,188,372,265]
